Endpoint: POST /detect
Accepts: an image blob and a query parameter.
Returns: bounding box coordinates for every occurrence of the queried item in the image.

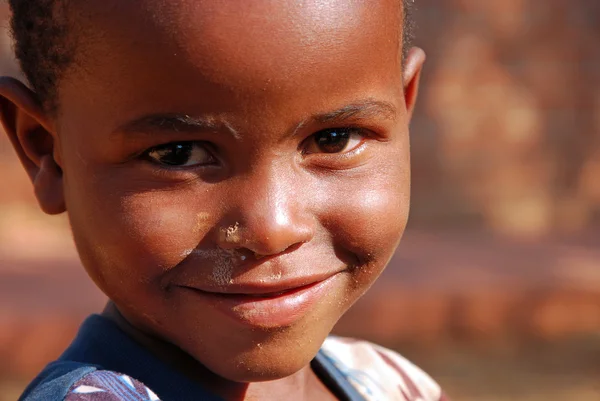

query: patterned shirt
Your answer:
[20,315,448,401]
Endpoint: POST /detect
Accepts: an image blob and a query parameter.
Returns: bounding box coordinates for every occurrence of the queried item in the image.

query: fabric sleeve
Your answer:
[65,370,161,401]
[320,336,449,401]
[18,362,97,401]
[370,342,450,401]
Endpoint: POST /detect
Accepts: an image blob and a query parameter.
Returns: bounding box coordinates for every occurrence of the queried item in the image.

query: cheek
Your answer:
[117,196,210,264]
[64,173,213,299]
[344,183,409,261]
[321,163,410,281]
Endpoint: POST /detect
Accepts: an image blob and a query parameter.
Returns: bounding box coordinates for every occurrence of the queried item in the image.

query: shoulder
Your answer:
[320,336,450,401]
[64,370,161,401]
[19,362,161,401]
[18,361,97,401]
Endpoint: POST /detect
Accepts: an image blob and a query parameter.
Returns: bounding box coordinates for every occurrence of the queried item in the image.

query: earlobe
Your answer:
[402,47,426,120]
[34,155,66,215]
[0,77,66,215]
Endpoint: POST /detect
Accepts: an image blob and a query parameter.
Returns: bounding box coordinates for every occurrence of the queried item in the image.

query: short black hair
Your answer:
[8,0,416,114]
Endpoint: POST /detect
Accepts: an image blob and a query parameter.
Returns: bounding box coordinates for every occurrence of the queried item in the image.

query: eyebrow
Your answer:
[116,114,239,138]
[115,99,396,137]
[312,99,397,124]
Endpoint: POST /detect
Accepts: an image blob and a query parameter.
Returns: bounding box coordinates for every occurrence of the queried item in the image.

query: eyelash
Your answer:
[301,127,367,156]
[140,126,371,171]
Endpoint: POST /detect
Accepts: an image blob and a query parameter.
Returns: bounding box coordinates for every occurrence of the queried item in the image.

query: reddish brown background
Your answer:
[1,1,599,400]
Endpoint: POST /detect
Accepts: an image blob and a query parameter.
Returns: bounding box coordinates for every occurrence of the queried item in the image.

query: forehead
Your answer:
[73,0,402,73]
[62,0,404,128]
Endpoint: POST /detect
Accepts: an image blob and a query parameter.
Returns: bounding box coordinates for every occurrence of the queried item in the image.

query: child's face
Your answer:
[6,0,423,383]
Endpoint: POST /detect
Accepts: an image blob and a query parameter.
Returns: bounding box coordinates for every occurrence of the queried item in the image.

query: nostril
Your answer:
[252,241,304,261]
[215,210,315,257]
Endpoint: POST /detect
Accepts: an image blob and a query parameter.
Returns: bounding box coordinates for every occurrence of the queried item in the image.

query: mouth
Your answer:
[176,272,343,329]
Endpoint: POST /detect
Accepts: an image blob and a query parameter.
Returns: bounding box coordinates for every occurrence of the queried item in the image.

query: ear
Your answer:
[0,77,66,215]
[402,47,426,121]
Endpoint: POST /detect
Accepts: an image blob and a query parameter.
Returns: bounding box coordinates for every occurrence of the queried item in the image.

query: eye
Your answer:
[304,128,364,155]
[145,142,216,167]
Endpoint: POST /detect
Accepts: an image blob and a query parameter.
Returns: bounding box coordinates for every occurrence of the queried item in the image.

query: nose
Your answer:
[216,167,315,257]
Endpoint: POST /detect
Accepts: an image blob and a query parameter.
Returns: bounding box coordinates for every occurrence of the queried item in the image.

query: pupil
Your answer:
[316,130,349,153]
[159,143,192,165]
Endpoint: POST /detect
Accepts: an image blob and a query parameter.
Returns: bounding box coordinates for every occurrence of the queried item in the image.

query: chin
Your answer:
[186,321,331,383]
[211,346,317,383]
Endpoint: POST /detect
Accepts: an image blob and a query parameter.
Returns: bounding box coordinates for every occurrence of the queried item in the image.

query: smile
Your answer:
[177,272,342,329]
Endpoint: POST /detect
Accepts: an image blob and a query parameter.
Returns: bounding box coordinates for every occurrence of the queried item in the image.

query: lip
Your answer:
[186,270,341,295]
[177,272,342,329]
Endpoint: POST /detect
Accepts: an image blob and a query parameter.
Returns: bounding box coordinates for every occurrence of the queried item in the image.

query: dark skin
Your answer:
[0,0,425,400]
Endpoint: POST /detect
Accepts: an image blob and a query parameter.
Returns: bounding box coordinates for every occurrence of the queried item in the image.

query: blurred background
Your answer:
[1,1,599,400]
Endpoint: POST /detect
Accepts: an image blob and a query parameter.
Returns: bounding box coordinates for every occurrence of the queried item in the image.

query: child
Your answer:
[1,0,447,400]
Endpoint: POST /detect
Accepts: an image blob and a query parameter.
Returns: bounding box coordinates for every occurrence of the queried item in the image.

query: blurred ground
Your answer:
[1,0,599,400]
